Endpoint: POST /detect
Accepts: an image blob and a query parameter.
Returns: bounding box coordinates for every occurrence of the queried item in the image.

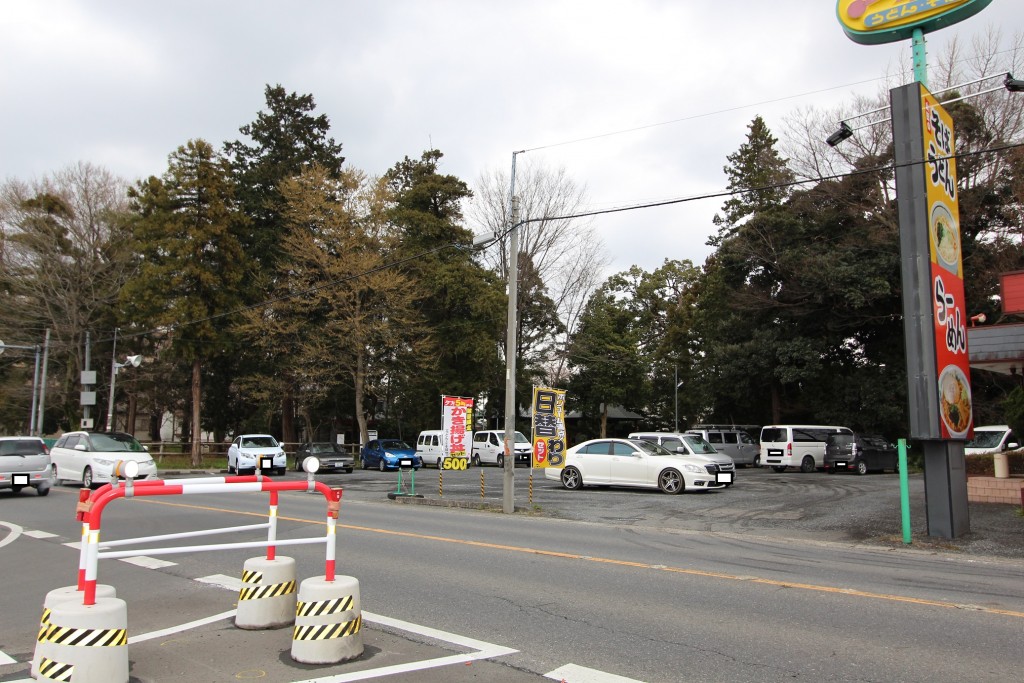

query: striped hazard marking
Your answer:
[238,569,296,601]
[293,614,362,641]
[296,595,354,617]
[36,622,128,647]
[36,656,73,681]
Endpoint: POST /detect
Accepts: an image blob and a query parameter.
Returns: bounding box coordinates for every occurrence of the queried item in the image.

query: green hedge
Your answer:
[966,451,1024,476]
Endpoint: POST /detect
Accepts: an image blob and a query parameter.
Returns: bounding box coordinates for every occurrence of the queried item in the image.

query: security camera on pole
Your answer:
[106,327,142,432]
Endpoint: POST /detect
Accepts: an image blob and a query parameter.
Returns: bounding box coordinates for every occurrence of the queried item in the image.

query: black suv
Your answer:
[824,433,898,475]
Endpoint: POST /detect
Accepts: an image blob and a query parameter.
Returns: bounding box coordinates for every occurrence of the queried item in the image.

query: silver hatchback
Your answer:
[0,436,53,496]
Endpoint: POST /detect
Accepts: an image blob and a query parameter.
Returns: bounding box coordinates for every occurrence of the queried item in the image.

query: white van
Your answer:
[414,430,466,468]
[759,425,852,472]
[471,429,532,467]
[627,432,736,484]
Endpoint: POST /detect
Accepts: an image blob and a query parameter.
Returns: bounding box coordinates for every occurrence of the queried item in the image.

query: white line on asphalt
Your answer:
[0,651,16,665]
[129,610,237,644]
[195,573,242,590]
[22,529,57,539]
[0,520,23,549]
[119,556,177,569]
[545,663,647,682]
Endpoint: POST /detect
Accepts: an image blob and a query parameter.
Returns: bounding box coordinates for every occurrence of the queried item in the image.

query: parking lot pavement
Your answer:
[289,464,1024,560]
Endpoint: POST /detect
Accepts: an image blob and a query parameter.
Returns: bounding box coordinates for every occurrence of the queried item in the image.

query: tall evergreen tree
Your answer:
[123,139,246,465]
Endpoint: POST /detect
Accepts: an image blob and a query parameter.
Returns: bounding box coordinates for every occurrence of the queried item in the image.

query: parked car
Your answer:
[415,430,471,468]
[361,439,422,471]
[471,429,532,467]
[0,436,52,496]
[685,426,761,467]
[824,433,898,475]
[227,434,287,475]
[627,432,736,484]
[50,431,157,488]
[759,425,852,472]
[544,438,730,494]
[294,442,354,473]
[965,425,1019,456]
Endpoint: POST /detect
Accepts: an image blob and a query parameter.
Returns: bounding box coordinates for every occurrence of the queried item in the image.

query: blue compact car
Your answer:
[359,439,422,471]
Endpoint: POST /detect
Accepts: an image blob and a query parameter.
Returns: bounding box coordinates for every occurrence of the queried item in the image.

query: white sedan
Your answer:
[50,431,158,488]
[228,434,287,475]
[544,438,729,494]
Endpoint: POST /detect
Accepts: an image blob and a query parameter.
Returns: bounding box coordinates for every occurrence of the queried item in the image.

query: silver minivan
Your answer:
[685,427,760,467]
[0,436,52,496]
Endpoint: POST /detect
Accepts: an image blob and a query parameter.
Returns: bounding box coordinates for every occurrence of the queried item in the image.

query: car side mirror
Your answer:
[143,445,149,452]
[1007,442,1019,450]
[74,444,87,452]
[675,447,686,454]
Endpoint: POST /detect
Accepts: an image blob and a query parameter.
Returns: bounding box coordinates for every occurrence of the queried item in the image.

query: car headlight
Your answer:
[683,464,703,473]
[93,458,116,466]
[384,452,397,461]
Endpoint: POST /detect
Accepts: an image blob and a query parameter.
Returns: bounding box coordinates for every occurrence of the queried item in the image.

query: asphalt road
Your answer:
[0,465,1021,682]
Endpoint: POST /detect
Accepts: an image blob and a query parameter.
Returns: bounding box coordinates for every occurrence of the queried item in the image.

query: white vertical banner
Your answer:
[441,395,474,458]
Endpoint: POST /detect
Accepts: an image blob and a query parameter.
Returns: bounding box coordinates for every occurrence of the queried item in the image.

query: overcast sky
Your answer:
[1,1,1020,277]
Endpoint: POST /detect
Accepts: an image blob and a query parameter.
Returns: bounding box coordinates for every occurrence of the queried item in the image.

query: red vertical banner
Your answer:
[923,91,972,439]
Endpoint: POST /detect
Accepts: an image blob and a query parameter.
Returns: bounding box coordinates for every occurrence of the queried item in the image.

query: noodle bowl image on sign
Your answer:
[931,202,960,274]
[938,365,972,437]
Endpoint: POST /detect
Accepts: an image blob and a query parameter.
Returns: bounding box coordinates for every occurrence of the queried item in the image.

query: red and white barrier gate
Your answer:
[34,465,361,683]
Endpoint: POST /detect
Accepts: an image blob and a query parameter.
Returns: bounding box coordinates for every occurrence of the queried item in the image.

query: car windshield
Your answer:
[89,433,145,452]
[863,436,891,449]
[380,440,411,450]
[242,436,278,448]
[0,439,46,456]
[966,430,1006,448]
[310,443,337,453]
[829,434,853,448]
[633,439,672,456]
[514,432,530,443]
[681,435,717,454]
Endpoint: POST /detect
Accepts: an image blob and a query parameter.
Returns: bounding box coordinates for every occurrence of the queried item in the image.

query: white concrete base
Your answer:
[234,556,297,630]
[33,596,127,683]
[291,575,363,664]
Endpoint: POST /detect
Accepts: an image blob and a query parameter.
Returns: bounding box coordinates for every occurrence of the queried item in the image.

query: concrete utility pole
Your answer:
[503,191,520,514]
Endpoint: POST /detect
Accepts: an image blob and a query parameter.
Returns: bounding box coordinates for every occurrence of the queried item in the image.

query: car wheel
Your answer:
[37,486,50,497]
[772,466,787,473]
[560,466,582,490]
[378,459,386,472]
[471,454,481,467]
[800,456,815,473]
[856,460,869,476]
[436,457,443,469]
[51,464,62,485]
[658,468,685,494]
[496,454,504,468]
[344,468,353,474]
[82,467,94,489]
[361,458,368,470]
[228,462,235,475]
[894,460,900,474]
[753,455,761,467]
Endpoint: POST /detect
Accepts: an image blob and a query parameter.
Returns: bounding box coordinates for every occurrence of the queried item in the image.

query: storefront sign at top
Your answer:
[836,0,992,45]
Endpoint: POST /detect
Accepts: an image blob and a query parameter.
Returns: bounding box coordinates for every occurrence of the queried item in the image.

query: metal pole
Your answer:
[106,328,119,431]
[36,329,50,436]
[912,28,928,87]
[83,330,92,427]
[674,365,678,433]
[503,151,522,514]
[29,345,41,435]
[898,438,912,545]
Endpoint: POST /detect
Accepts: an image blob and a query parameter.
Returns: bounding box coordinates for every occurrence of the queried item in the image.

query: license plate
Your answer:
[768,449,783,456]
[13,474,29,486]
[835,462,846,467]
[716,472,733,484]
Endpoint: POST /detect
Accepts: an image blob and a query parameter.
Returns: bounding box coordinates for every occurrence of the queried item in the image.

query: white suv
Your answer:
[471,430,532,467]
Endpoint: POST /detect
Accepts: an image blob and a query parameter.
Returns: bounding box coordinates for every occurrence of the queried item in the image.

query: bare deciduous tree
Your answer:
[469,162,608,384]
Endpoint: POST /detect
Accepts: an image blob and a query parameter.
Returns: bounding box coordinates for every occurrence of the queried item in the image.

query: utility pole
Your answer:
[502,190,520,514]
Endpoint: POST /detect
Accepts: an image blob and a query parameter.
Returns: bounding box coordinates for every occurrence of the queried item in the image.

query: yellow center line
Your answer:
[134,497,1024,619]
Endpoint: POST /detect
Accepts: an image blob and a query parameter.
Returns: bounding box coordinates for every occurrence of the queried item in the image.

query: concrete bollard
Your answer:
[234,556,297,630]
[33,595,128,683]
[32,584,117,678]
[290,575,363,664]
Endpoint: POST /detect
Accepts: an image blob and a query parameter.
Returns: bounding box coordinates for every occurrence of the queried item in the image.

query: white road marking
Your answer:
[23,529,57,539]
[0,520,23,549]
[129,610,236,644]
[195,573,242,591]
[0,650,16,665]
[119,556,177,569]
[545,663,647,682]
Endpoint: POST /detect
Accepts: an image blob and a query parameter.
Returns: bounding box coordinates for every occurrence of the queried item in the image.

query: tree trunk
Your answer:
[281,382,295,448]
[190,358,202,468]
[354,351,367,444]
[600,403,608,438]
[126,394,137,437]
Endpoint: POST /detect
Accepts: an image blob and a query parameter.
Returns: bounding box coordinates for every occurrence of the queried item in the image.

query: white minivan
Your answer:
[415,430,471,468]
[759,425,852,473]
[471,430,532,467]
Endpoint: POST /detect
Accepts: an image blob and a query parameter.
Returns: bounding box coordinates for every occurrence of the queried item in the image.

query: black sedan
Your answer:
[824,433,898,475]
[294,442,355,473]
